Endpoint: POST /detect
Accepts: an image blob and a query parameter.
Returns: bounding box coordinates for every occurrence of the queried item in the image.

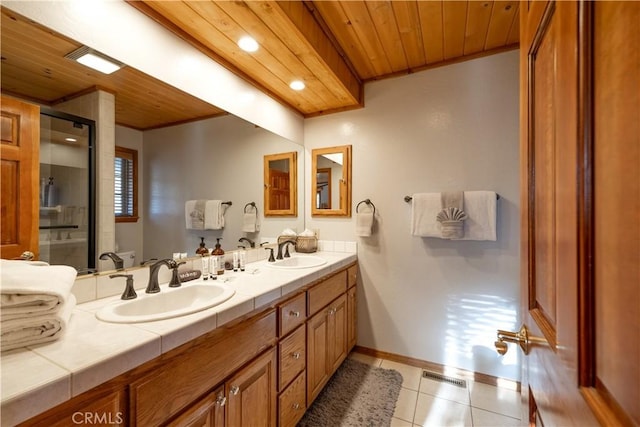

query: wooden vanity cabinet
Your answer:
[17,262,358,427]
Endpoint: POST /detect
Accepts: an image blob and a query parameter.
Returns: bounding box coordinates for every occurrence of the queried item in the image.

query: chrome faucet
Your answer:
[238,237,255,248]
[276,239,296,260]
[146,259,175,294]
[99,252,124,271]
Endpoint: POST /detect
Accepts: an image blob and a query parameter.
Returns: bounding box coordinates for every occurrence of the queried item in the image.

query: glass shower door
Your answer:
[39,109,95,272]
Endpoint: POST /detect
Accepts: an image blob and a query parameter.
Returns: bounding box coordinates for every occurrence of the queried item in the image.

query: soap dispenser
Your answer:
[196,237,209,255]
[212,238,225,275]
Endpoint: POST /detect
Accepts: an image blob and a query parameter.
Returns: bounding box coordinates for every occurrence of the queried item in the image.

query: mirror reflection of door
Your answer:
[268,158,290,211]
[316,168,331,209]
[315,153,343,210]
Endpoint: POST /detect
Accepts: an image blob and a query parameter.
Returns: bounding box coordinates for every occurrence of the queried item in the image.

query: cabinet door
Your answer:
[306,307,330,403]
[166,386,225,427]
[347,286,357,351]
[327,294,347,374]
[226,348,276,427]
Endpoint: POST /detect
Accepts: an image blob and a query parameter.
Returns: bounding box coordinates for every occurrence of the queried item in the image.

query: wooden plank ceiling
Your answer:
[1,1,519,130]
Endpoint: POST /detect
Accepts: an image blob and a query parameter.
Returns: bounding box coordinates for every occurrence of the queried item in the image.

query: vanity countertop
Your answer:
[0,251,357,426]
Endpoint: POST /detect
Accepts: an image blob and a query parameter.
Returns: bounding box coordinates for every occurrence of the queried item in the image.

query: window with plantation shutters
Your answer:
[114,146,138,222]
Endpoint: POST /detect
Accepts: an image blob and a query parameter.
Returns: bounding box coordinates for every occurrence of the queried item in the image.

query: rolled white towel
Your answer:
[1,294,76,352]
[0,260,77,321]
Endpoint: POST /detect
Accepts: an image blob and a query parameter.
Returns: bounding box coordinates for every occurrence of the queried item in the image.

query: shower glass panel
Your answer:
[39,109,96,272]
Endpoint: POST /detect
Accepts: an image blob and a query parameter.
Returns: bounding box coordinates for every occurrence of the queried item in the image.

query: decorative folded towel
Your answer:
[437,207,468,239]
[242,205,258,233]
[438,191,467,239]
[411,191,497,240]
[185,200,206,230]
[0,260,77,321]
[1,293,76,352]
[410,193,442,237]
[355,208,374,237]
[205,200,225,230]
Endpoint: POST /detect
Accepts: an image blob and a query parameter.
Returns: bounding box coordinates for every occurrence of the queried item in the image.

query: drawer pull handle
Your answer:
[292,352,301,359]
[292,403,301,410]
[230,385,240,395]
[216,394,227,407]
[289,310,300,317]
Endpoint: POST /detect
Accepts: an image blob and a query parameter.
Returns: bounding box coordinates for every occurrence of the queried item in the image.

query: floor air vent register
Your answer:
[422,370,467,388]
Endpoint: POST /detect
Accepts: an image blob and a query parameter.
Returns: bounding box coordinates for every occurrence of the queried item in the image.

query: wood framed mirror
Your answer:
[311,145,352,217]
[264,151,297,216]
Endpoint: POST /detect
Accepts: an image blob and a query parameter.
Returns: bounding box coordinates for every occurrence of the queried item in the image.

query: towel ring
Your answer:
[356,199,376,215]
[244,202,257,214]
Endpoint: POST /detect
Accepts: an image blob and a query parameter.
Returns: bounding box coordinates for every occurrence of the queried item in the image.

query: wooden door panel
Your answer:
[0,96,39,259]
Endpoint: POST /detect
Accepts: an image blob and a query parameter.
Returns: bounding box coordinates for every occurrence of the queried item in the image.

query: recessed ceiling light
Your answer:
[65,137,77,142]
[290,80,305,91]
[65,46,124,74]
[238,36,259,53]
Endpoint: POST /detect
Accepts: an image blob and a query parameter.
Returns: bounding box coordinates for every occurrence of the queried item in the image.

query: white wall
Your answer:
[114,126,144,264]
[304,51,521,381]
[142,115,304,260]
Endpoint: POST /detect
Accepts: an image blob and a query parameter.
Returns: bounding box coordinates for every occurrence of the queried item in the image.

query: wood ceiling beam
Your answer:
[271,1,362,105]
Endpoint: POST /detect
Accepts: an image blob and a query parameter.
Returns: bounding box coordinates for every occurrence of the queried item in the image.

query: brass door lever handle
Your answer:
[495,324,531,355]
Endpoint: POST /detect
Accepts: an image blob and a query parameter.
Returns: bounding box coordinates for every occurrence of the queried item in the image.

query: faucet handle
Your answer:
[265,247,275,262]
[109,274,137,300]
[168,261,185,288]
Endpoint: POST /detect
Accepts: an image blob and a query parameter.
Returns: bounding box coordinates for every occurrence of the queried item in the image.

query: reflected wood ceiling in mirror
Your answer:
[1,1,519,130]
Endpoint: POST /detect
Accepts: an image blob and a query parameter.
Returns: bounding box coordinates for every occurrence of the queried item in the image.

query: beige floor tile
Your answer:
[471,407,528,427]
[413,393,473,427]
[469,382,522,419]
[348,351,383,367]
[419,377,470,405]
[393,387,419,423]
[390,417,414,427]
[380,359,423,391]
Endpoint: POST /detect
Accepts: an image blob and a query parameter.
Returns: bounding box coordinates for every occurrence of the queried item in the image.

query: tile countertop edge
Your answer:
[0,251,356,425]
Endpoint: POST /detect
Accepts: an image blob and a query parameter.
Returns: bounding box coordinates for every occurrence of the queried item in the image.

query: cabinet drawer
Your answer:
[308,271,347,316]
[279,292,306,337]
[278,371,306,427]
[347,264,357,289]
[278,325,306,391]
[131,311,276,426]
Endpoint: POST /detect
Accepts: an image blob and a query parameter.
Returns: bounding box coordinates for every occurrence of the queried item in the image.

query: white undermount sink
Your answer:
[96,282,235,323]
[266,255,327,269]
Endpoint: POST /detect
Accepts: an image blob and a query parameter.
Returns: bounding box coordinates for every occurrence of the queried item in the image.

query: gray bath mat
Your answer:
[298,357,403,427]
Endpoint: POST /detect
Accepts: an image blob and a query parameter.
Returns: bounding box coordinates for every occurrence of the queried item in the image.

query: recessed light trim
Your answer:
[65,46,124,74]
[65,137,77,142]
[238,36,259,53]
[290,80,305,91]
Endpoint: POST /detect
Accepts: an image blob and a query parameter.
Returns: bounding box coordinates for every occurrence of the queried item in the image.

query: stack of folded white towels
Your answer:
[1,259,77,352]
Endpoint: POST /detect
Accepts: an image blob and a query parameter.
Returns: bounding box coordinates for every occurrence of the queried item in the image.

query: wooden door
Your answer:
[519,1,639,425]
[226,348,276,427]
[1,96,39,259]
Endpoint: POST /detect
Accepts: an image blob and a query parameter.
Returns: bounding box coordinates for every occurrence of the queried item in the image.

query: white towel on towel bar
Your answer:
[185,200,205,230]
[205,200,225,230]
[411,191,497,241]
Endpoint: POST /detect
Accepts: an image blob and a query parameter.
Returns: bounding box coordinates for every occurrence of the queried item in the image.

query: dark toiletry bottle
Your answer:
[212,238,225,275]
[196,237,208,255]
